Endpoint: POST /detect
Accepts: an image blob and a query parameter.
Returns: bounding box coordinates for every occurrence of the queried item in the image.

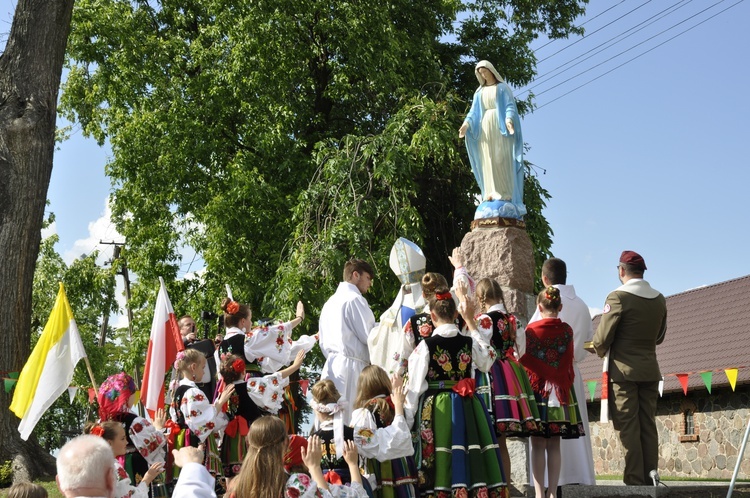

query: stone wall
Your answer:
[587,385,750,479]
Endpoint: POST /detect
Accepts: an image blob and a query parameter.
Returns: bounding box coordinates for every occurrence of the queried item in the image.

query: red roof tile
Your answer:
[578,275,750,398]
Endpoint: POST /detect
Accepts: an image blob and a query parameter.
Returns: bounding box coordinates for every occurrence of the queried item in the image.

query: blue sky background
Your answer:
[6,0,749,315]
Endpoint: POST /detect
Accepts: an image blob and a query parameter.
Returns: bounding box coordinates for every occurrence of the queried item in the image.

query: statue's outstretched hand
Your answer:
[505,118,515,135]
[458,121,468,138]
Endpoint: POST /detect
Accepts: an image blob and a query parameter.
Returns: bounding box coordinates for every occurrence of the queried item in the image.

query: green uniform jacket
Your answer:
[593,279,667,382]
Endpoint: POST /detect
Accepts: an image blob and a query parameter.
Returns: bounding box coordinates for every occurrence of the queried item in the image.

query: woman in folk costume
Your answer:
[217,297,314,377]
[458,60,525,220]
[351,366,416,498]
[97,372,167,488]
[216,297,316,431]
[169,349,234,481]
[520,287,584,498]
[472,278,540,485]
[218,350,305,478]
[405,285,508,498]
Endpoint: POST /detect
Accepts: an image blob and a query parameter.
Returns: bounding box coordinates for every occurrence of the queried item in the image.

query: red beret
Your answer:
[619,250,647,270]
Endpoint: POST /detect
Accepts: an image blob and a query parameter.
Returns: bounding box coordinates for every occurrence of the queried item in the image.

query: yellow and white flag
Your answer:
[10,283,86,440]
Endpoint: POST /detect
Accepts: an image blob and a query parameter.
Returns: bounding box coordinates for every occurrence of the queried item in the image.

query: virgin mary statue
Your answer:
[459,60,526,220]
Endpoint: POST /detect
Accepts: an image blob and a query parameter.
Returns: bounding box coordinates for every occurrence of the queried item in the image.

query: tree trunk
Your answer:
[0,0,75,480]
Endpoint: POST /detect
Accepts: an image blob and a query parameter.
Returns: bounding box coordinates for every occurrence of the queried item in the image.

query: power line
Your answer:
[532,0,628,52]
[530,0,727,99]
[518,0,694,98]
[537,0,655,63]
[533,0,744,111]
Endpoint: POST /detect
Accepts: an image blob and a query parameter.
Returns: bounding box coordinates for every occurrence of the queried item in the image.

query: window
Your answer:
[684,411,694,435]
[679,409,699,442]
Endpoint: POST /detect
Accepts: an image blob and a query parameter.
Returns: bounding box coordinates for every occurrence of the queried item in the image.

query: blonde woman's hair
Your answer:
[232,416,288,498]
[354,365,393,426]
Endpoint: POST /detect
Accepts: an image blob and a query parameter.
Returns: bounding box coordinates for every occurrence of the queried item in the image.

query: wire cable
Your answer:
[531,0,729,98]
[538,0,655,63]
[517,0,693,97]
[533,0,744,111]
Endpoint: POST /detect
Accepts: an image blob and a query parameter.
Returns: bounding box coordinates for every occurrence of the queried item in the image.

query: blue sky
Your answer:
[23,1,750,313]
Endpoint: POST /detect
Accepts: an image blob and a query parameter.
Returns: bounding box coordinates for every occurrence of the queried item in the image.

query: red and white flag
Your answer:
[140,277,184,417]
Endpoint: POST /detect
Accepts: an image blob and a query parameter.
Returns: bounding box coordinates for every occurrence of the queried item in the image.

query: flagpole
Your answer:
[83,356,99,393]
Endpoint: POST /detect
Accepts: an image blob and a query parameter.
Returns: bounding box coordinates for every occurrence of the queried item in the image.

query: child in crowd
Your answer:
[229,416,367,498]
[218,350,305,478]
[473,277,540,482]
[84,421,163,498]
[351,365,416,498]
[520,286,584,498]
[170,348,234,480]
[6,482,47,498]
[405,284,508,498]
[310,380,368,490]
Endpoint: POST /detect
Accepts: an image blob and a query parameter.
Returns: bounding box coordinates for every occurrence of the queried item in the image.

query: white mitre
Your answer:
[368,238,426,373]
[389,237,426,310]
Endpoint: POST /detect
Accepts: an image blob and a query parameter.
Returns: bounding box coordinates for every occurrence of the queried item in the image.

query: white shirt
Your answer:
[319,282,376,363]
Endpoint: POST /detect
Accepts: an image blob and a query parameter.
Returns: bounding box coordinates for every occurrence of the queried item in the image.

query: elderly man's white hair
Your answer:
[57,435,114,491]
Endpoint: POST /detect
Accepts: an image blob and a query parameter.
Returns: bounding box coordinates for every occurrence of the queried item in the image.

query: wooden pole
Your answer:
[83,356,98,393]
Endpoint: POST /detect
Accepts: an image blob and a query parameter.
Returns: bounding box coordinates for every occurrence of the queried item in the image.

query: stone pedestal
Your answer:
[460,225,536,323]
[461,224,537,495]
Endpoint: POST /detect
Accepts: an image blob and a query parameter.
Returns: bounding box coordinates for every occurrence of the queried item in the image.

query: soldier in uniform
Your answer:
[593,250,667,485]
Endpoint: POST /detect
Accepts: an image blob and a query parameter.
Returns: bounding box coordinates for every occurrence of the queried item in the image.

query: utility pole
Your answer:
[101,241,142,398]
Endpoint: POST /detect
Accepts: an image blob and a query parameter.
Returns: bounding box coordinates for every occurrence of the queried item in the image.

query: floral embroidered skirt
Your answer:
[532,387,585,439]
[366,455,418,498]
[478,358,541,437]
[416,384,509,498]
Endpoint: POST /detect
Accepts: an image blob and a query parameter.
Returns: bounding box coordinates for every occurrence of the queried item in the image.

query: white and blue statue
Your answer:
[459,60,526,220]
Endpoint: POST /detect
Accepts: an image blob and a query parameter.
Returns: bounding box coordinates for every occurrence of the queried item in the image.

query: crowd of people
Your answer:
[35,246,665,498]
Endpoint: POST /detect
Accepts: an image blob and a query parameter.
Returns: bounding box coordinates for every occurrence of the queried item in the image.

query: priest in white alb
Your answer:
[319,258,377,423]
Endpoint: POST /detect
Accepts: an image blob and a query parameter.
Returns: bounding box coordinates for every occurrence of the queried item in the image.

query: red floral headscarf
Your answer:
[284,435,308,472]
[98,372,137,420]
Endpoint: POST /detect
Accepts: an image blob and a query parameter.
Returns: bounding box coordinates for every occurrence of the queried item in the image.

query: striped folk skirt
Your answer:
[415,381,509,498]
[476,358,541,437]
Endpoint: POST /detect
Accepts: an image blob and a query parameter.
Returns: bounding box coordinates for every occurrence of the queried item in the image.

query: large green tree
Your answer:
[62,0,586,313]
[0,0,76,480]
[60,0,586,374]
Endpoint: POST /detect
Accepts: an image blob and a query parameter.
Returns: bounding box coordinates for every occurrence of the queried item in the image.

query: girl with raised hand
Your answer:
[520,286,584,498]
[170,348,234,479]
[229,416,367,498]
[219,350,305,478]
[216,297,315,377]
[84,420,163,498]
[405,283,508,498]
[351,366,416,498]
[473,277,540,482]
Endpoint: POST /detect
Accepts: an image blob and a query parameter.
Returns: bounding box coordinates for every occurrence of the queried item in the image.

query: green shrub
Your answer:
[0,460,12,487]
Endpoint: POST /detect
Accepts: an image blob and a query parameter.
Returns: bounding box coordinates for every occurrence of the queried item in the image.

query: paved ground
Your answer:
[510,481,750,498]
